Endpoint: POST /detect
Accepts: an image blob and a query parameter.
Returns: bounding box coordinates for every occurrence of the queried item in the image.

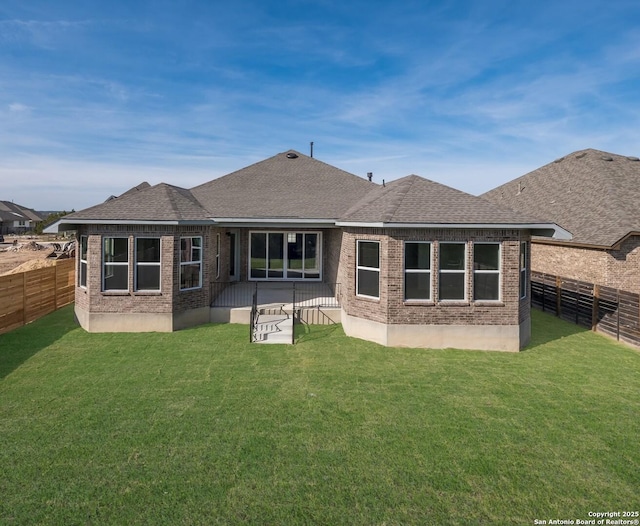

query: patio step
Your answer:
[259,304,286,316]
[253,314,293,344]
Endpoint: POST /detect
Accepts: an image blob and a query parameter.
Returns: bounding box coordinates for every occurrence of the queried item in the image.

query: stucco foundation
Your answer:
[75,305,173,332]
[342,310,528,352]
[75,305,210,332]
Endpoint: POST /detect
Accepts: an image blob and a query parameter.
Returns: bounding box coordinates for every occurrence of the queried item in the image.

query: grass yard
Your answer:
[1,306,639,525]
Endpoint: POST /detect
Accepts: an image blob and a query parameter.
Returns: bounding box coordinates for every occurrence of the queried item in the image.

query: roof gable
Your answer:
[341,175,547,225]
[481,148,640,247]
[191,150,374,220]
[65,183,209,222]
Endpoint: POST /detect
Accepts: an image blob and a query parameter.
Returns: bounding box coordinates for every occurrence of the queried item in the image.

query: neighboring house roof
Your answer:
[191,150,374,220]
[481,148,640,248]
[62,183,210,224]
[0,201,44,223]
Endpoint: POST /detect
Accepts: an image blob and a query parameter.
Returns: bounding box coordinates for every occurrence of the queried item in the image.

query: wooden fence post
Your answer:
[22,271,27,325]
[592,284,599,331]
[616,289,621,341]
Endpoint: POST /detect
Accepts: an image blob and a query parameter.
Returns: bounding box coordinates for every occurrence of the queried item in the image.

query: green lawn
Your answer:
[1,306,639,525]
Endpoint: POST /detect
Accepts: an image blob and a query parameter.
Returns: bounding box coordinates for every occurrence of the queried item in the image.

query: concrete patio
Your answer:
[210,281,341,326]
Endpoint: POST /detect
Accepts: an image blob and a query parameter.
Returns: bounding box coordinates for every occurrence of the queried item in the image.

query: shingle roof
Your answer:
[64,183,209,222]
[340,174,549,225]
[481,148,640,247]
[191,150,374,219]
[104,181,151,202]
[0,201,44,223]
[52,149,566,239]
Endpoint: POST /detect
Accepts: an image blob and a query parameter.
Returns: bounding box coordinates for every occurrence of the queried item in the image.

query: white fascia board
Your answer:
[211,217,337,227]
[335,221,572,240]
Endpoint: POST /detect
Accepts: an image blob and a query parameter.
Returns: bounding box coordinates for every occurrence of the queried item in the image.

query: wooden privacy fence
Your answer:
[0,259,75,335]
[531,271,640,347]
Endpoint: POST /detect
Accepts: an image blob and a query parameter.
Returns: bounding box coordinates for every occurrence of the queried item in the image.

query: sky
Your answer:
[1,0,639,212]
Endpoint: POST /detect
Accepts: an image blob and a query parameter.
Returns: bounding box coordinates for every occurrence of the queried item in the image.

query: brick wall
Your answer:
[76,225,225,316]
[323,228,343,288]
[340,227,528,327]
[532,237,640,293]
[172,226,218,314]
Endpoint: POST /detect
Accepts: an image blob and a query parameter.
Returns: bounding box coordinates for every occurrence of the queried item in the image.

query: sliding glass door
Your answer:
[250,231,321,280]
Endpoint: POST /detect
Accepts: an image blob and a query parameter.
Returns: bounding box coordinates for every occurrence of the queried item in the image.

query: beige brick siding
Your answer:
[340,227,529,327]
[323,228,343,285]
[532,236,640,293]
[75,224,228,316]
[75,223,532,332]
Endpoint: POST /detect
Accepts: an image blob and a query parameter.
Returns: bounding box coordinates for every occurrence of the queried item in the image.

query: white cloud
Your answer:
[8,103,31,113]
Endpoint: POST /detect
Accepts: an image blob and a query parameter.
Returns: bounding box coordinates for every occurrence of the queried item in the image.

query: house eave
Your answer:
[335,221,572,239]
[44,218,214,233]
[532,231,640,251]
[211,217,338,228]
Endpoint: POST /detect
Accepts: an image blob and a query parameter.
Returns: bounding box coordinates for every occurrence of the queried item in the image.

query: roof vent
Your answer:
[601,155,613,161]
[626,156,640,162]
[553,157,564,163]
[286,152,298,159]
[575,152,587,159]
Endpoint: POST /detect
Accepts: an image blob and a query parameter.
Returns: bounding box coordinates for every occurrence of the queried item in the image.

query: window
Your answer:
[103,237,129,291]
[180,237,202,290]
[520,241,528,299]
[356,240,380,299]
[249,231,321,280]
[135,238,161,291]
[404,242,431,301]
[439,242,466,300]
[215,233,221,279]
[473,243,500,301]
[79,236,88,288]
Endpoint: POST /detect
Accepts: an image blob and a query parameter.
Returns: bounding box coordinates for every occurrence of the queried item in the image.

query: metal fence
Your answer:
[210,281,341,309]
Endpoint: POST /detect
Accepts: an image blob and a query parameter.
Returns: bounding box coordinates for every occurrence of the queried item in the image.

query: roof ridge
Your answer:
[381,175,419,221]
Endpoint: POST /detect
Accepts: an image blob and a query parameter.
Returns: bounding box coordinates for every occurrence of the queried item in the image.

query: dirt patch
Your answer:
[2,257,59,275]
[0,236,69,276]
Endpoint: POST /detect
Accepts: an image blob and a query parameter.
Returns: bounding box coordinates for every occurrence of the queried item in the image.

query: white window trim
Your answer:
[180,236,203,291]
[215,233,221,279]
[438,241,467,302]
[79,235,88,289]
[404,241,432,301]
[473,242,501,302]
[356,240,380,300]
[248,231,323,281]
[520,241,528,299]
[102,237,129,292]
[134,237,162,292]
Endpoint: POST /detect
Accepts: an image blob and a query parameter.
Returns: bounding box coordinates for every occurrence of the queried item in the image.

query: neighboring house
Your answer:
[0,201,44,234]
[482,148,640,293]
[47,150,569,351]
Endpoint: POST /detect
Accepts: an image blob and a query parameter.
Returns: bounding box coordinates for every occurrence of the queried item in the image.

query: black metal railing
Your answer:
[211,281,341,309]
[249,286,259,343]
[292,282,341,309]
[210,281,255,307]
